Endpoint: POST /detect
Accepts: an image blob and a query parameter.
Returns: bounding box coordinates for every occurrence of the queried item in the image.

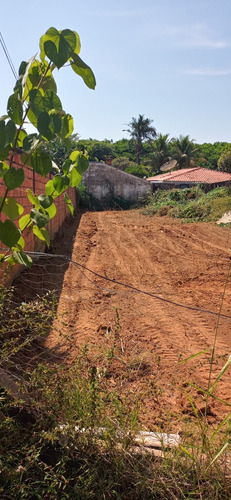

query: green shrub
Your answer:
[144,186,231,222]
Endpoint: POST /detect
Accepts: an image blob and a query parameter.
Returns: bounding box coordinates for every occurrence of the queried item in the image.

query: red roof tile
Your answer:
[147,167,231,184]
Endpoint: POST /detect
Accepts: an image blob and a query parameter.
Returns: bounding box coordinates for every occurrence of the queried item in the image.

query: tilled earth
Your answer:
[17,210,231,430]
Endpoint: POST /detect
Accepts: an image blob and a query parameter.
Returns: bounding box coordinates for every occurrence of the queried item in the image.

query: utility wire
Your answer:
[0,32,17,80]
[69,258,231,321]
[2,249,230,322]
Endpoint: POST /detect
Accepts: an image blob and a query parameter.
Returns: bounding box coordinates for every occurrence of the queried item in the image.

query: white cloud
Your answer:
[165,23,228,49]
[183,68,231,76]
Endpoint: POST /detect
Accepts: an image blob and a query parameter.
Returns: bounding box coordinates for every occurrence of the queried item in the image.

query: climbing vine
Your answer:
[0,27,96,267]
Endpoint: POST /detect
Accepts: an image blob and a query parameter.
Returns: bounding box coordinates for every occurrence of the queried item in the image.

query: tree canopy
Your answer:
[123,114,157,165]
[218,145,231,173]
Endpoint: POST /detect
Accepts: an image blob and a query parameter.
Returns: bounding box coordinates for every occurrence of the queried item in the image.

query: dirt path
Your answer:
[46,210,231,430]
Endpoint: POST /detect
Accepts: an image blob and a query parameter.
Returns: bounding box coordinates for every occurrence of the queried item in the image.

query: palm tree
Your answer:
[124,114,156,165]
[151,133,170,172]
[170,135,201,169]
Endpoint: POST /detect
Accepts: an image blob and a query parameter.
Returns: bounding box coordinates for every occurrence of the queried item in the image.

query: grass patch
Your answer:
[143,186,231,222]
[1,286,231,498]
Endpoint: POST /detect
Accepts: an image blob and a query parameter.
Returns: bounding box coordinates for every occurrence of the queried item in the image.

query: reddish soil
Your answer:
[44,210,231,430]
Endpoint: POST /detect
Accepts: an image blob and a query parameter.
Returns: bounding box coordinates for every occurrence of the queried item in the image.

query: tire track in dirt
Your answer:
[47,210,231,426]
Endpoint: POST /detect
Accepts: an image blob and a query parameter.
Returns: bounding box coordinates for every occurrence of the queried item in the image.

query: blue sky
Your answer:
[1,0,231,144]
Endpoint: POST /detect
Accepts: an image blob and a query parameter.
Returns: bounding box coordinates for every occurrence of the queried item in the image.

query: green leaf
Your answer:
[76,154,89,174]
[27,108,37,128]
[19,60,28,77]
[17,129,27,148]
[13,77,23,99]
[13,235,25,250]
[23,58,40,93]
[53,174,70,194]
[37,111,55,140]
[51,112,62,134]
[41,73,57,93]
[31,150,52,177]
[72,30,81,55]
[30,208,50,228]
[44,91,62,112]
[69,150,80,162]
[70,150,89,173]
[59,114,74,139]
[209,355,231,394]
[0,121,6,150]
[7,93,23,125]
[23,134,40,152]
[178,349,210,364]
[29,88,62,116]
[0,220,21,247]
[180,446,196,462]
[62,159,72,175]
[208,440,231,469]
[27,189,40,209]
[45,179,56,197]
[0,197,24,219]
[0,161,9,177]
[40,27,77,68]
[45,202,56,219]
[0,145,10,161]
[69,167,82,187]
[33,225,50,246]
[71,54,96,89]
[5,120,16,145]
[64,192,74,215]
[4,167,24,190]
[19,213,31,231]
[38,194,53,208]
[12,250,33,268]
[23,59,52,97]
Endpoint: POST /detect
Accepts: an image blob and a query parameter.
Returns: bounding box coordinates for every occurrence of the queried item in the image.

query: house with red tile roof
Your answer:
[147,167,231,191]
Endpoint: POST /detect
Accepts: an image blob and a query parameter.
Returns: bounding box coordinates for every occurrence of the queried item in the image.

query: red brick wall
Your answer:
[0,153,77,281]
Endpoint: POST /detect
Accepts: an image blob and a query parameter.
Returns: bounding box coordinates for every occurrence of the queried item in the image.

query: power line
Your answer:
[0,32,17,80]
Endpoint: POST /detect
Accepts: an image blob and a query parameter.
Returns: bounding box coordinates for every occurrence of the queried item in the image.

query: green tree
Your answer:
[218,145,231,172]
[43,135,80,171]
[113,138,134,161]
[123,114,156,165]
[74,139,115,162]
[125,163,150,178]
[170,135,202,169]
[196,142,230,170]
[91,140,115,162]
[111,157,134,171]
[151,133,170,173]
[0,27,96,268]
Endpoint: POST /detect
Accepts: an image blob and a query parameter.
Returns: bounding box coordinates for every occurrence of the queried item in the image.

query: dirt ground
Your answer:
[14,209,231,431]
[37,209,230,431]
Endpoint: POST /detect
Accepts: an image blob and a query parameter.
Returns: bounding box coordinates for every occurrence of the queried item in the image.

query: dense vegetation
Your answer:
[143,185,231,223]
[69,134,231,178]
[1,283,231,499]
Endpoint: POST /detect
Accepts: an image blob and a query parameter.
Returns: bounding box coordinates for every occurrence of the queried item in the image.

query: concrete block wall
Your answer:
[82,162,151,208]
[0,153,76,282]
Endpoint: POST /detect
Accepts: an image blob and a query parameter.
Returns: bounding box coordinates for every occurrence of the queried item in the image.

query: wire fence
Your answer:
[0,247,230,398]
[2,249,230,321]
